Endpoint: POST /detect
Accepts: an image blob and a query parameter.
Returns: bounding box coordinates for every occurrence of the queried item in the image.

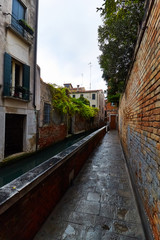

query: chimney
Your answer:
[77,85,79,92]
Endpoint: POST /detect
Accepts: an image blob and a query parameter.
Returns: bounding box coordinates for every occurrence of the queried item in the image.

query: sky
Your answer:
[37,0,106,91]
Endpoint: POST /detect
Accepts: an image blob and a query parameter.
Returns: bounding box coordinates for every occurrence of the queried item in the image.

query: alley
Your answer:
[34,131,146,240]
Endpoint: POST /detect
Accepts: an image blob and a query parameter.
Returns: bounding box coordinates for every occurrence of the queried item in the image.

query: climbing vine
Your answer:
[49,84,98,119]
[49,84,76,115]
[72,97,98,119]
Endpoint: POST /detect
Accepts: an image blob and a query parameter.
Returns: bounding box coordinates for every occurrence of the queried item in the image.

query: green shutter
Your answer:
[23,64,30,100]
[3,53,12,96]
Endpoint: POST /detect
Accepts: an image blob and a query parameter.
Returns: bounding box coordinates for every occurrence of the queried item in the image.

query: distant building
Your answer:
[0,0,39,160]
[64,84,105,125]
[105,101,118,130]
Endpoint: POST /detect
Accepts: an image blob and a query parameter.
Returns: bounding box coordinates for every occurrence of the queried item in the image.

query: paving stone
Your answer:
[76,200,100,215]
[100,204,117,219]
[61,223,86,240]
[87,192,101,202]
[33,131,146,240]
[68,211,96,227]
[101,232,144,240]
[113,220,145,239]
[84,226,103,240]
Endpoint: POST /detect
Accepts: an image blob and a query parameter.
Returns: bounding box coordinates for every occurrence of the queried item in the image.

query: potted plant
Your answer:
[19,19,34,35]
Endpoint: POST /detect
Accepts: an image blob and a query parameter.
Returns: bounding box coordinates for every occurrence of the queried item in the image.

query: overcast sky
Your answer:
[37,0,106,91]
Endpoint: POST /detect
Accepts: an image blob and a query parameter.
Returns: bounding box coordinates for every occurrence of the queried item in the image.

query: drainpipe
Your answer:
[33,0,39,151]
[33,0,39,108]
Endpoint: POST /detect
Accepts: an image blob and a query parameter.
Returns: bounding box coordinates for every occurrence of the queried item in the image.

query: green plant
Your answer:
[19,19,34,35]
[49,84,77,116]
[98,0,145,102]
[72,98,98,119]
[49,84,99,119]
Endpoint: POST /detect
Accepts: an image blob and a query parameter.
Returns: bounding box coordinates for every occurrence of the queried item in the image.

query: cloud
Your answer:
[37,0,106,90]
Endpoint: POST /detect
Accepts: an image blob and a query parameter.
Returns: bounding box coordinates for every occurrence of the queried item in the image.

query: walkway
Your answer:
[34,131,146,240]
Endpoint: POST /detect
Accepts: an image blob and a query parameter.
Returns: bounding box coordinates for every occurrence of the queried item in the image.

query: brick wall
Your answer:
[38,81,101,148]
[0,127,106,240]
[38,124,67,149]
[38,80,68,149]
[118,1,160,239]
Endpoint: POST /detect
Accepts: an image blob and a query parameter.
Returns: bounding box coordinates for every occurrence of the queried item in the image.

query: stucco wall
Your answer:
[0,0,38,160]
[0,0,38,108]
[118,1,160,239]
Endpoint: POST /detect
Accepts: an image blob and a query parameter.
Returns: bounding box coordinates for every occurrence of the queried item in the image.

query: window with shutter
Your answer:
[3,53,30,100]
[12,0,25,35]
[3,53,12,96]
[23,64,30,100]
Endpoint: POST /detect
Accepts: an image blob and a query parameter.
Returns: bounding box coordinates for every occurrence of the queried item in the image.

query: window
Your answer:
[92,105,96,108]
[44,103,51,125]
[72,95,75,98]
[3,52,30,100]
[12,60,23,86]
[92,93,96,100]
[12,0,25,35]
[111,102,116,106]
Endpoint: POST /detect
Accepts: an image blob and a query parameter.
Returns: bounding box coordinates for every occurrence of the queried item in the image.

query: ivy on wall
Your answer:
[49,84,98,119]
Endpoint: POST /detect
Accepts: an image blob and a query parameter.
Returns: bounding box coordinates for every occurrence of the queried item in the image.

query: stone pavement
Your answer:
[33,131,146,240]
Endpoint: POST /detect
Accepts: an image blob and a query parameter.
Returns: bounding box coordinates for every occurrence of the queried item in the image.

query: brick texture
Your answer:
[0,128,106,240]
[38,124,67,149]
[118,1,160,239]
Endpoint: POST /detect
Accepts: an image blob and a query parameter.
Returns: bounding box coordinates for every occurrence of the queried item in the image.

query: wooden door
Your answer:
[110,115,117,129]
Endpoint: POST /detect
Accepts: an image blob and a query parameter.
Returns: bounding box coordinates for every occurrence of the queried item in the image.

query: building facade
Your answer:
[38,80,67,149]
[64,84,105,125]
[0,0,39,161]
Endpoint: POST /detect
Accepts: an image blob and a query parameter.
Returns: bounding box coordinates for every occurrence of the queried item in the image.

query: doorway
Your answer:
[110,115,117,130]
[5,114,25,157]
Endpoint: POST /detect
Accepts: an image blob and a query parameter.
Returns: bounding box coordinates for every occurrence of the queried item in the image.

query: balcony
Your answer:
[3,84,31,101]
[4,13,34,45]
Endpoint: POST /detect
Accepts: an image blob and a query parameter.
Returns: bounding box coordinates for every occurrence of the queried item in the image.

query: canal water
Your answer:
[0,132,92,188]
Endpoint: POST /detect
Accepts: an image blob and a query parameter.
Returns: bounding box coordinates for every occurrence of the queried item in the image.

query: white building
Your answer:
[64,84,105,123]
[0,0,40,160]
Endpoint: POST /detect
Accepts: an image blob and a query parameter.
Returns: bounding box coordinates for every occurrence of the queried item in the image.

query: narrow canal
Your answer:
[0,131,92,188]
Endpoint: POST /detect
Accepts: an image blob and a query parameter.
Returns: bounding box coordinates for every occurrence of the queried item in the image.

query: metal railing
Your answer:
[11,15,25,36]
[3,12,34,42]
[3,84,31,101]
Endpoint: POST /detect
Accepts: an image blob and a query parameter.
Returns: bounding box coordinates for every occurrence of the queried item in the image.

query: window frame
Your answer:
[12,0,26,35]
[111,102,116,106]
[12,59,23,88]
[43,103,51,125]
[92,93,96,100]
[3,52,30,100]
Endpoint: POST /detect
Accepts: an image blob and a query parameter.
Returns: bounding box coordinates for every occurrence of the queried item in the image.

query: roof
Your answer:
[71,89,104,93]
